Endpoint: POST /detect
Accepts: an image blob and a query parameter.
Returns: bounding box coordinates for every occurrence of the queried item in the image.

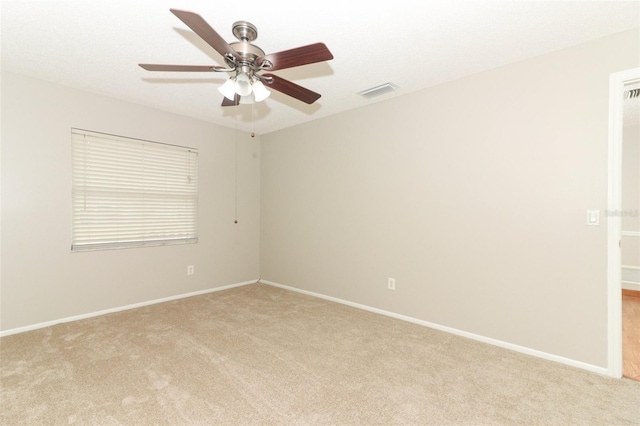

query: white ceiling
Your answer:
[2,0,639,135]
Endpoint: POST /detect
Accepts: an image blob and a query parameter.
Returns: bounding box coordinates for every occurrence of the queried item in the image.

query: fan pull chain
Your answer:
[234,115,239,224]
[251,102,256,138]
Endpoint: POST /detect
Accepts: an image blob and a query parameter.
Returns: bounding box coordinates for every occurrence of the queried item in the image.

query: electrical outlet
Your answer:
[187,265,194,276]
[388,277,396,290]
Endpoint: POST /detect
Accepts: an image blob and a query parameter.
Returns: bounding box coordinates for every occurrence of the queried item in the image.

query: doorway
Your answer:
[621,80,640,381]
[607,67,640,379]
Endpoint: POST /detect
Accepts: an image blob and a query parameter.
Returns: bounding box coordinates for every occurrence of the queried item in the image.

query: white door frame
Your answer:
[607,67,640,378]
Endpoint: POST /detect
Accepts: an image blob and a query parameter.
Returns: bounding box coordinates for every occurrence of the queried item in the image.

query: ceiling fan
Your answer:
[139,9,334,107]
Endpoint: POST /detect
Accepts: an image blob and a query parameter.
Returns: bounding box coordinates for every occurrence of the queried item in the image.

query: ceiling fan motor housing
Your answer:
[228,41,265,68]
[227,21,266,71]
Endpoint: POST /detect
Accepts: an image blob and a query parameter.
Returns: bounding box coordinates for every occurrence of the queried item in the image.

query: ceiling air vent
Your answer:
[358,82,398,99]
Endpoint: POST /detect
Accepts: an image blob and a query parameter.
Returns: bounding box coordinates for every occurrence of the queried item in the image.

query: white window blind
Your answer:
[72,129,198,251]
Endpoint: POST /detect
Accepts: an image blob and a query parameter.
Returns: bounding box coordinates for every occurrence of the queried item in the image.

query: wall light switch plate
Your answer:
[586,210,600,226]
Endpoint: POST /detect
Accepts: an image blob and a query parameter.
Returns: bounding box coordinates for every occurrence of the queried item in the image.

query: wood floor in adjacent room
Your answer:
[623,289,640,382]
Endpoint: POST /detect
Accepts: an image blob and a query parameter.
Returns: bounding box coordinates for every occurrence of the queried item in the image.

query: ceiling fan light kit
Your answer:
[251,80,271,102]
[218,78,238,100]
[233,72,253,97]
[139,9,333,107]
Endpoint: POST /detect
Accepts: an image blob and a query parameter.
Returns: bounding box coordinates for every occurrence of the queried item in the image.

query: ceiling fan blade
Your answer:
[139,64,226,72]
[170,9,240,63]
[262,73,321,104]
[257,43,333,71]
[221,93,240,107]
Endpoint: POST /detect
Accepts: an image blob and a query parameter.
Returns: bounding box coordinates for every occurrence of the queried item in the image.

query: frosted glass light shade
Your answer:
[218,78,237,100]
[235,73,252,96]
[252,80,271,102]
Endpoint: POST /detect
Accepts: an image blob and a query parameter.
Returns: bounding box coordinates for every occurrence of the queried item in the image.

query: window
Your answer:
[71,129,198,251]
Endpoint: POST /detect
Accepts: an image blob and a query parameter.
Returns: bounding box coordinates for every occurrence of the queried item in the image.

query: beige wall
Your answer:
[2,28,638,368]
[622,123,640,268]
[1,71,261,331]
[260,29,640,368]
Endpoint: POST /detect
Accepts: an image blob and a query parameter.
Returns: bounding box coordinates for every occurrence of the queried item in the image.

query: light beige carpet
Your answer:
[1,283,639,425]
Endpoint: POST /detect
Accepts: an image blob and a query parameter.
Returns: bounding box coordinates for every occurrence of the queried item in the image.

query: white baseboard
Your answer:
[259,279,609,377]
[622,265,640,291]
[0,280,258,338]
[622,282,640,292]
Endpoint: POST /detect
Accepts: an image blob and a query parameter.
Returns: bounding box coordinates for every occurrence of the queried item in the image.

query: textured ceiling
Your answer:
[2,0,639,135]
